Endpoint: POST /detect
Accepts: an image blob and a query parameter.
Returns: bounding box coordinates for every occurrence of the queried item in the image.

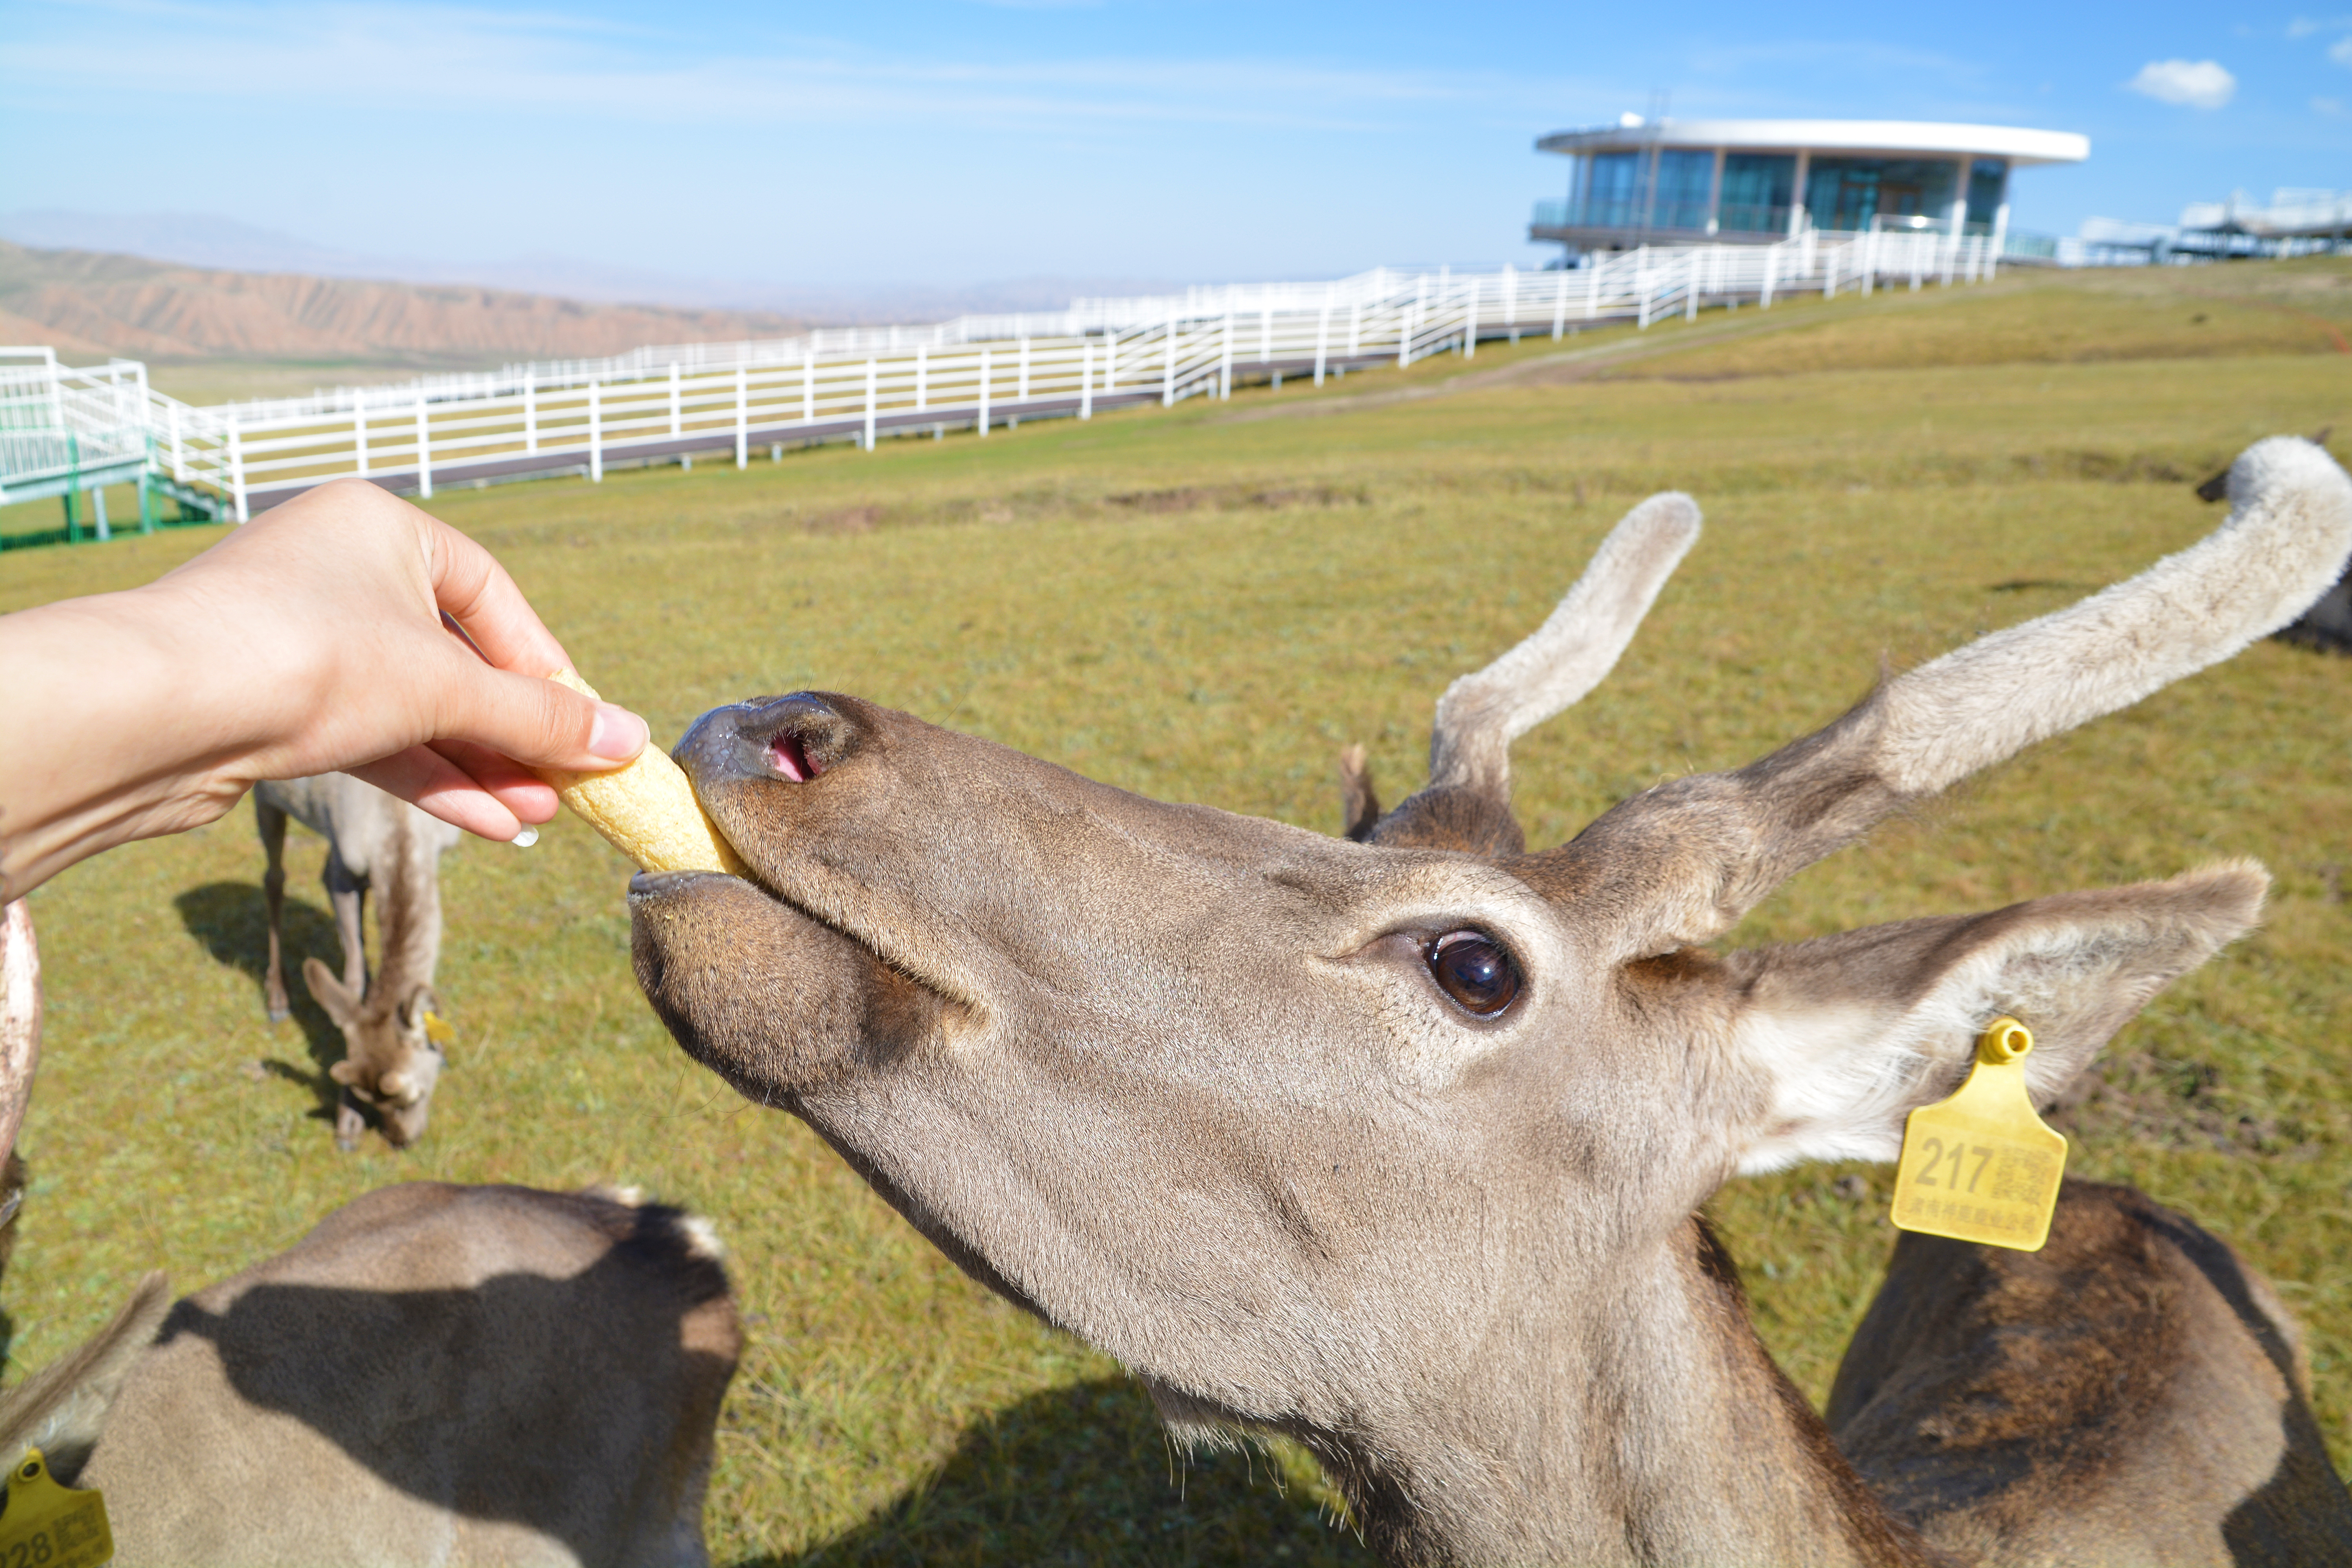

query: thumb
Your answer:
[441,663,649,774]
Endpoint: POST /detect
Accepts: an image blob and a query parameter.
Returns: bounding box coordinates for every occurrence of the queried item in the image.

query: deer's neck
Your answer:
[1313,1217,1929,1568]
[371,812,442,995]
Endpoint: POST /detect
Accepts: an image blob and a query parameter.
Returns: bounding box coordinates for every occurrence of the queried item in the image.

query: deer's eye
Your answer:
[1425,932,1520,1016]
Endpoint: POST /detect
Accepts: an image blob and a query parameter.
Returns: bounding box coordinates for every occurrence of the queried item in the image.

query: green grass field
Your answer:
[5,259,2351,1563]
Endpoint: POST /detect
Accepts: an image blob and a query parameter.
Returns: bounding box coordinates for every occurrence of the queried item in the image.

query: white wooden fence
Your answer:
[9,230,2001,522]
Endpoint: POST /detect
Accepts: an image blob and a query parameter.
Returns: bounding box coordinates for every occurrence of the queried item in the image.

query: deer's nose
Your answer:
[676,693,860,790]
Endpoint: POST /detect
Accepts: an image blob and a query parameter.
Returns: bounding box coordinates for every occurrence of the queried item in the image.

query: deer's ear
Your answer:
[1723,863,2264,1172]
[301,959,359,1029]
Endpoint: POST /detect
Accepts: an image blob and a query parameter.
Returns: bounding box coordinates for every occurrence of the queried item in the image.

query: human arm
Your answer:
[0,479,647,901]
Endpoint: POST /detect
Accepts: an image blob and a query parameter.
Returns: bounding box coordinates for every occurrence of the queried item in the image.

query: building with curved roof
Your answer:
[1531,118,2088,256]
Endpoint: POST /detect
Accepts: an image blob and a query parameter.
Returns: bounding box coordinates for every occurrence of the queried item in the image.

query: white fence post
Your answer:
[864,359,877,451]
[669,363,681,437]
[415,393,433,499]
[915,346,927,411]
[523,371,538,452]
[1220,313,1233,399]
[1553,268,1568,339]
[1018,338,1030,405]
[1161,315,1175,407]
[1314,304,1329,386]
[1080,341,1094,420]
[1348,301,1361,357]
[228,417,248,522]
[803,349,815,424]
[1762,248,1776,309]
[1686,254,1700,322]
[589,381,603,482]
[1587,263,1600,320]
[1464,286,1478,358]
[979,347,992,435]
[1259,304,1271,363]
[735,367,748,470]
[353,396,369,477]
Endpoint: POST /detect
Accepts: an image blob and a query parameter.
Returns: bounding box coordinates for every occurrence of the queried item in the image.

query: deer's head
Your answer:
[630,440,2347,1469]
[303,961,445,1150]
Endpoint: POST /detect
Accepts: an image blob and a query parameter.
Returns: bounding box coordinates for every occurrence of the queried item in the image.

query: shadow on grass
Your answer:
[173,882,348,1129]
[751,1377,1370,1568]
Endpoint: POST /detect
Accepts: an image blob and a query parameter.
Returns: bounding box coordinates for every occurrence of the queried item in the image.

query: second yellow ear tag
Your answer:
[1891,1017,2067,1252]
[423,1012,455,1045]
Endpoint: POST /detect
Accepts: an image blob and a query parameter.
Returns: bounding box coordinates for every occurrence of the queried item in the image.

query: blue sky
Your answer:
[3,0,2346,289]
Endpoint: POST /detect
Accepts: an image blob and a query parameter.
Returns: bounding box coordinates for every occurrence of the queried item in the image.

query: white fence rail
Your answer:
[0,349,155,508]
[6,230,1999,523]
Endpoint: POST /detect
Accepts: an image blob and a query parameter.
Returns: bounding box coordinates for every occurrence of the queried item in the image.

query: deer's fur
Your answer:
[255,775,461,1149]
[630,436,2352,1566]
[0,1183,739,1567]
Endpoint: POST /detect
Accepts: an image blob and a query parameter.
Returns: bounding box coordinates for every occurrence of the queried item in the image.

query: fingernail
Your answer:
[588,704,649,761]
[511,826,539,849]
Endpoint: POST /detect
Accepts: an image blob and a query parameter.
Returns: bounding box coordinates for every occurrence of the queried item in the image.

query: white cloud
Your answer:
[2126,59,2237,109]
[2333,35,2352,63]
[2317,95,2348,115]
[2290,14,2352,37]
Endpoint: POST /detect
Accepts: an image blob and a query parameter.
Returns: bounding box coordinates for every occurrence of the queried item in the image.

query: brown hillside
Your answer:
[0,241,814,367]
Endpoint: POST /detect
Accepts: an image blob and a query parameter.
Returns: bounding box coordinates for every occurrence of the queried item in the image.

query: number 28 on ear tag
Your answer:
[0,1447,114,1567]
[1891,1017,2067,1252]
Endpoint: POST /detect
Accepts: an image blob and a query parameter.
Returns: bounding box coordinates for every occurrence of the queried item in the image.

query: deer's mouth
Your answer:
[629,865,954,1103]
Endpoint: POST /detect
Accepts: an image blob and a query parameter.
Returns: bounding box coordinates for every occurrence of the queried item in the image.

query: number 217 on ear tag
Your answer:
[1891,1016,2067,1253]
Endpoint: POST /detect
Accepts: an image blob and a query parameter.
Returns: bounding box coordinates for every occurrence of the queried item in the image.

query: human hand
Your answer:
[0,480,647,899]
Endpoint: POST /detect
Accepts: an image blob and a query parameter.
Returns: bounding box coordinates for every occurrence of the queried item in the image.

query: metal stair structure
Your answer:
[1,230,2002,533]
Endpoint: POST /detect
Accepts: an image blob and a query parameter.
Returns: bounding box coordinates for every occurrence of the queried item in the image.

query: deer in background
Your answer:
[0,1182,740,1567]
[256,777,460,1150]
[631,437,2352,1566]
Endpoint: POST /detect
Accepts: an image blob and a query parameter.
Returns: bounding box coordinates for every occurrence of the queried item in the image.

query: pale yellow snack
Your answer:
[536,669,749,876]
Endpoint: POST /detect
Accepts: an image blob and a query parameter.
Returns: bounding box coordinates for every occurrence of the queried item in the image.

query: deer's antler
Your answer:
[1535,436,2352,960]
[1359,493,1701,854]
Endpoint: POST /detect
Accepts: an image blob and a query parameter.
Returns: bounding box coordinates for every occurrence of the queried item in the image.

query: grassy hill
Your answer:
[3,259,2349,1563]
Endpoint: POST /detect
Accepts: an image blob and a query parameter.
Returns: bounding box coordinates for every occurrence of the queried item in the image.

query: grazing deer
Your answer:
[630,436,2352,1567]
[255,776,461,1149]
[0,1182,740,1567]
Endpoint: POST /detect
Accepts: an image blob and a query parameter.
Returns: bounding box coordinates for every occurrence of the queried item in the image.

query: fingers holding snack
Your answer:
[534,671,747,876]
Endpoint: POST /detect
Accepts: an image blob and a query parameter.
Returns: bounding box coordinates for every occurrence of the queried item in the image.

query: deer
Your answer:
[627,435,2352,1567]
[0,1181,740,1567]
[255,775,462,1149]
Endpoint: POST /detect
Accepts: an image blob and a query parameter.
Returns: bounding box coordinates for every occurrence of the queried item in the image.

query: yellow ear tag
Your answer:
[0,1447,114,1567]
[423,1012,454,1045]
[1891,1017,2068,1252]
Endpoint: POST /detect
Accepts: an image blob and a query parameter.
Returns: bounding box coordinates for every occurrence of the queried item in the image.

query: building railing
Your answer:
[7,232,2006,523]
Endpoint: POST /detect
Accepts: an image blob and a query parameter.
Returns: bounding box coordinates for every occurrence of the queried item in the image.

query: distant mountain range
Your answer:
[0,210,1183,328]
[0,240,823,368]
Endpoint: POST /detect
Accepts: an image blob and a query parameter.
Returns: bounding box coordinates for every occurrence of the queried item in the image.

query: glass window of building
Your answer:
[1581,152,1642,228]
[1718,154,1795,235]
[1805,157,1959,232]
[1653,150,1713,231]
[1965,159,2008,234]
